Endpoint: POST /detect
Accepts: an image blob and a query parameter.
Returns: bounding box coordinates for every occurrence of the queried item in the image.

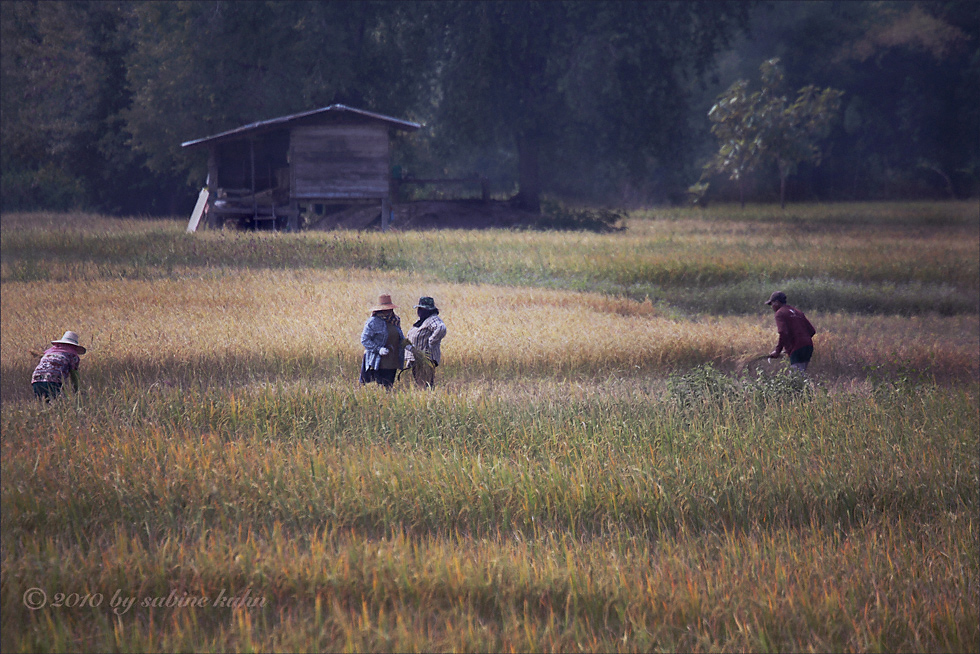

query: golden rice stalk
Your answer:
[401,337,434,372]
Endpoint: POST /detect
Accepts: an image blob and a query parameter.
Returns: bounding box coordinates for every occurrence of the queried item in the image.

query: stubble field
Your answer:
[1,202,977,652]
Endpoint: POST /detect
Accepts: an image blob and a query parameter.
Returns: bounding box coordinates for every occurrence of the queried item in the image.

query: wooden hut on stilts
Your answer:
[181,104,420,232]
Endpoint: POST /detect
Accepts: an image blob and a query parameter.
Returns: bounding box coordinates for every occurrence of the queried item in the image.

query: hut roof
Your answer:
[181,104,421,149]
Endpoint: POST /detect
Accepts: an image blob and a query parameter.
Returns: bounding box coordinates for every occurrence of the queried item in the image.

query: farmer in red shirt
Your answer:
[765,291,816,373]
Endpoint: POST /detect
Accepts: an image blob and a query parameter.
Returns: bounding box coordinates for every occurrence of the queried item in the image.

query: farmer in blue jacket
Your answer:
[359,294,405,388]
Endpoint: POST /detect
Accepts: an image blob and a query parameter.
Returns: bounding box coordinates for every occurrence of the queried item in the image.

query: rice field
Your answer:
[1,202,977,652]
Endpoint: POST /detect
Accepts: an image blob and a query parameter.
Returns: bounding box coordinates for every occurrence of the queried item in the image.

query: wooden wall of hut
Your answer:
[290,124,390,200]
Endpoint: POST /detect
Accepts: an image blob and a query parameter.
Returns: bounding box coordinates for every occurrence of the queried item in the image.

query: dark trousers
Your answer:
[360,367,397,388]
[789,345,814,372]
[789,345,813,365]
[32,381,62,401]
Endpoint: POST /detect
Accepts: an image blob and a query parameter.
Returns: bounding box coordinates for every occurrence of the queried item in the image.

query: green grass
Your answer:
[2,377,977,652]
[1,202,977,652]
[3,201,978,316]
[4,377,975,540]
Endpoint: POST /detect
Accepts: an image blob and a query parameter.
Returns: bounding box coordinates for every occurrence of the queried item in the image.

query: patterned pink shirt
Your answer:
[32,345,81,384]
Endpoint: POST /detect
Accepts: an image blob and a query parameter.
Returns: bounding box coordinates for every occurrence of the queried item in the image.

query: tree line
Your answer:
[1,0,977,216]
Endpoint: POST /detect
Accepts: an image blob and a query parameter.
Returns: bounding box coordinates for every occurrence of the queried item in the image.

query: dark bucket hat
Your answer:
[414,296,438,310]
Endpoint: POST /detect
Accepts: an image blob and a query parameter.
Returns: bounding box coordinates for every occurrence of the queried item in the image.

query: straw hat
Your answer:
[371,294,398,312]
[52,330,86,354]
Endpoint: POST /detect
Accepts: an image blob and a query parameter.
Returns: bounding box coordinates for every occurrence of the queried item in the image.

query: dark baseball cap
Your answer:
[765,291,787,305]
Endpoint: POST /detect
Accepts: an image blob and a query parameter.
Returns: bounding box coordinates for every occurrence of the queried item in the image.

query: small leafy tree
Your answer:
[701,58,843,207]
[760,60,844,208]
[700,78,762,207]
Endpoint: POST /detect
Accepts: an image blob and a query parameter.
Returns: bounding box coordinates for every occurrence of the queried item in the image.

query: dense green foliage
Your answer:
[425,1,751,210]
[697,1,979,203]
[2,1,976,216]
[702,58,844,208]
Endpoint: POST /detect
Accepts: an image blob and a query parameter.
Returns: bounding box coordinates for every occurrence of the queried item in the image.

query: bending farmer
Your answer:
[765,291,816,373]
[32,330,86,401]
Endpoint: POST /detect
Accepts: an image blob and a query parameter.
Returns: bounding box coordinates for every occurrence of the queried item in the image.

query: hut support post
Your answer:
[381,196,390,232]
[250,139,257,220]
[205,146,218,228]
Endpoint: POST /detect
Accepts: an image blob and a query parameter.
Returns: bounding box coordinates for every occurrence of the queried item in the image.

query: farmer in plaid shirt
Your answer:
[404,296,447,388]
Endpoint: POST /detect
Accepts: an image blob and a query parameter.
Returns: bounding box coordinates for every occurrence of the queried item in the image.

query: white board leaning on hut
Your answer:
[186,188,210,233]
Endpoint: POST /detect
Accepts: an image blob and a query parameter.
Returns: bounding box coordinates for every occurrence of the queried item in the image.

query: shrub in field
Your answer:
[665,363,812,412]
[744,366,813,402]
[665,363,742,410]
[534,199,627,232]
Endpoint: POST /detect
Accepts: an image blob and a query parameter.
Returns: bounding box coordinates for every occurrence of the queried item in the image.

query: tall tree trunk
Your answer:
[514,132,541,213]
[779,159,791,208]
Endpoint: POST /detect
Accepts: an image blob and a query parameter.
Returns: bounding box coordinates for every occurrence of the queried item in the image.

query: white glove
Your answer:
[379,347,390,356]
